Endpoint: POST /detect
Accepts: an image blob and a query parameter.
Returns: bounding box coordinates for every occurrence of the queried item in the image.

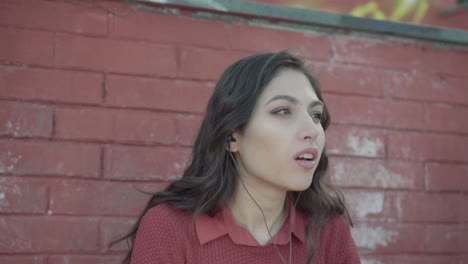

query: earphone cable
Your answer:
[228,151,292,264]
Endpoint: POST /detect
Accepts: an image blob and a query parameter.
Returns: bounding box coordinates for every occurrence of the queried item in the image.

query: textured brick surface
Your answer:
[227,24,330,61]
[0,101,53,137]
[0,0,108,35]
[392,192,464,223]
[0,256,46,264]
[55,34,177,76]
[0,216,99,253]
[329,157,424,190]
[327,125,386,158]
[110,11,228,49]
[48,255,125,264]
[1,0,467,261]
[352,223,425,253]
[0,66,103,104]
[175,114,203,146]
[424,104,468,133]
[333,36,468,77]
[100,218,136,252]
[178,47,250,80]
[425,163,468,191]
[55,107,178,144]
[0,140,101,177]
[105,75,213,113]
[0,177,48,213]
[49,179,166,216]
[0,27,54,66]
[325,94,425,129]
[104,145,191,180]
[385,72,468,105]
[388,132,468,162]
[316,63,384,96]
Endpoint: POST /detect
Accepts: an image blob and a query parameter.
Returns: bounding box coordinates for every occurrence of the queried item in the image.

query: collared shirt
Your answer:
[131,203,361,264]
[195,201,307,246]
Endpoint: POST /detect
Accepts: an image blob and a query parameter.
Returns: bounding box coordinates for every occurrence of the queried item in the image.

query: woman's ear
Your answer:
[227,131,240,152]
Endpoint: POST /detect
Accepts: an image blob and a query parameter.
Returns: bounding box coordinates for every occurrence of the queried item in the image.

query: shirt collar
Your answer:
[195,199,307,246]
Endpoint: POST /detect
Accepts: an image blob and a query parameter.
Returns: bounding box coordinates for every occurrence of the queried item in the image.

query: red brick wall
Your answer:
[1,0,467,263]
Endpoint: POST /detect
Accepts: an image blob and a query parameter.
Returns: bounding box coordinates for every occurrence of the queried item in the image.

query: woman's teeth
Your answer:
[297,153,314,160]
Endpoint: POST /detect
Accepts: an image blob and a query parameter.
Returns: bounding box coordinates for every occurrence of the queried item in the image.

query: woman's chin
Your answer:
[286,178,313,192]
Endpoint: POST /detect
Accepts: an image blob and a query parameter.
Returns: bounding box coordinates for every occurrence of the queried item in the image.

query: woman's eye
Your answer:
[273,108,291,115]
[310,112,322,122]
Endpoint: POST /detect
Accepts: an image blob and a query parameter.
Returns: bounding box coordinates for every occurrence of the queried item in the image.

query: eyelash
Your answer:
[274,108,291,115]
[273,108,323,122]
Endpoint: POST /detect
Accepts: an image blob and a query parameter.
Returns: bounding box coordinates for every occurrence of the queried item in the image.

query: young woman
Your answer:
[115,51,360,264]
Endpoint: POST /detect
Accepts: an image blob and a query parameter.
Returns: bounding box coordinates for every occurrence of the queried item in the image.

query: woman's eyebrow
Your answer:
[266,94,323,108]
[266,95,298,105]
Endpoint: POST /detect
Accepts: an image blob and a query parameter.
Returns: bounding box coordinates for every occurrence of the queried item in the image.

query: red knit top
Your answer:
[130,203,361,264]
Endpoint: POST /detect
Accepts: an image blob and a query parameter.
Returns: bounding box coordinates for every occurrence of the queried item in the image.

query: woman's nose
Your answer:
[298,113,320,141]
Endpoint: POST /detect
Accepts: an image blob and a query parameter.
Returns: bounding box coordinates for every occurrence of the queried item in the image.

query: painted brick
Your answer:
[0,27,53,66]
[0,66,103,104]
[178,47,249,80]
[424,225,468,253]
[342,190,395,221]
[334,36,468,77]
[461,197,468,222]
[0,256,46,264]
[460,255,468,263]
[385,72,468,106]
[421,46,468,78]
[0,177,47,213]
[0,101,53,137]
[329,157,424,190]
[315,63,383,96]
[104,145,191,180]
[360,255,467,264]
[110,11,228,49]
[425,162,468,192]
[105,75,213,113]
[100,218,135,252]
[381,100,425,130]
[55,107,177,144]
[0,140,100,177]
[49,255,125,264]
[424,104,468,134]
[333,36,425,71]
[352,223,425,253]
[327,125,385,158]
[49,179,167,216]
[227,24,329,61]
[388,132,468,162]
[325,94,424,129]
[0,0,107,35]
[55,34,177,77]
[0,216,99,253]
[393,192,463,223]
[175,114,203,146]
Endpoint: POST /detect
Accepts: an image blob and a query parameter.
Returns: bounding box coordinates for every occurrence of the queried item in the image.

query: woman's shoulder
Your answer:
[132,204,194,263]
[325,214,351,229]
[140,203,193,229]
[320,214,353,241]
[318,215,361,263]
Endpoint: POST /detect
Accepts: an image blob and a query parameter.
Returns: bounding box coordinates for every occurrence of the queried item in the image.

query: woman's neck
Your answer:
[228,178,289,245]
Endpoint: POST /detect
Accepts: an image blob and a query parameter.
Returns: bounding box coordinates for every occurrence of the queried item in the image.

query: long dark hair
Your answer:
[112,51,351,263]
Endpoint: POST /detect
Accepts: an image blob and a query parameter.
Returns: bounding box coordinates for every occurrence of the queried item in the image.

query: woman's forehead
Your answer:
[259,69,319,103]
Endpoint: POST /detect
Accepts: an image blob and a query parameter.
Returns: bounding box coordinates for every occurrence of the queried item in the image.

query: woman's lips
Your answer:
[295,158,316,169]
[294,147,319,169]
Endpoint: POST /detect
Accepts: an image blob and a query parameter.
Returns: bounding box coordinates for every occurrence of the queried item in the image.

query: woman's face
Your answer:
[230,69,325,193]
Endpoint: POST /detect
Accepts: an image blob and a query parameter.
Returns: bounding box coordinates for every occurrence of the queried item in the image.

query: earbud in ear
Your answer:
[228,135,236,142]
